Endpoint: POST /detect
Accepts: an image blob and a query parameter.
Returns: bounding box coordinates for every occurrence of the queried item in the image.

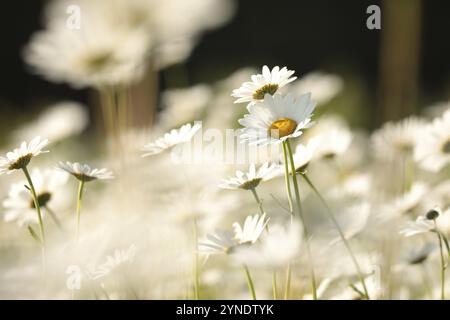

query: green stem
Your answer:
[285,140,318,300]
[193,219,200,300]
[250,188,265,215]
[243,265,257,300]
[281,142,294,217]
[272,271,278,300]
[22,167,45,246]
[301,173,370,300]
[75,180,85,242]
[284,263,291,299]
[435,221,446,300]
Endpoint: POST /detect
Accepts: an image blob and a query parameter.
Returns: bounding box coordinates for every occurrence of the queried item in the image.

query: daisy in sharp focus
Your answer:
[219,162,279,190]
[238,93,316,146]
[0,137,49,175]
[232,66,297,104]
[2,169,68,227]
[142,122,202,157]
[59,162,114,182]
[415,109,450,172]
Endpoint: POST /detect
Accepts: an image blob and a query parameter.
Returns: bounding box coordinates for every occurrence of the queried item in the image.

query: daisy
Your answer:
[234,221,302,268]
[289,71,343,105]
[231,66,297,104]
[372,116,426,159]
[199,213,269,255]
[238,93,316,146]
[3,169,68,227]
[233,213,269,245]
[399,215,436,237]
[199,230,237,255]
[415,109,450,172]
[142,122,202,157]
[59,162,114,182]
[219,162,279,190]
[14,102,88,143]
[0,137,49,175]
[24,20,150,88]
[289,138,320,173]
[307,115,353,159]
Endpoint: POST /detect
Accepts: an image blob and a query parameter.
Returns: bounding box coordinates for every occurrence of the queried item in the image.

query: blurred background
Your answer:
[0,0,449,137]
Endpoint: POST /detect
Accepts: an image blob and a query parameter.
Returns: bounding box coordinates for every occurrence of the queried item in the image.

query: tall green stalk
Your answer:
[285,140,318,300]
[301,173,370,300]
[23,167,45,246]
[243,265,257,300]
[75,180,85,242]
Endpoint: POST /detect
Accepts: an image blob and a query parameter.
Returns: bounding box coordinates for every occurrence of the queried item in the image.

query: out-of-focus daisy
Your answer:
[290,138,320,173]
[91,244,137,279]
[97,244,137,277]
[415,110,450,172]
[160,85,212,128]
[391,182,428,215]
[403,242,435,265]
[219,162,279,190]
[24,19,150,88]
[234,221,302,268]
[2,169,68,226]
[289,71,343,105]
[0,137,49,175]
[14,102,89,142]
[372,117,426,159]
[59,162,114,182]
[233,213,268,245]
[238,93,315,146]
[142,122,202,157]
[399,215,437,237]
[199,230,237,255]
[232,66,296,104]
[307,115,353,159]
[200,213,268,255]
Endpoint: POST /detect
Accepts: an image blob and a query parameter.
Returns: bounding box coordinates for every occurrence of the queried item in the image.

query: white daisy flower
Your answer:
[403,242,435,265]
[307,115,353,159]
[199,230,237,255]
[231,66,297,104]
[288,71,343,105]
[2,169,68,226]
[142,122,202,157]
[399,215,436,237]
[415,109,450,172]
[14,102,89,142]
[219,162,279,190]
[234,221,302,268]
[238,93,316,146]
[91,244,137,279]
[24,20,150,89]
[199,213,269,255]
[289,137,320,173]
[233,213,269,245]
[58,162,114,182]
[372,116,426,159]
[0,137,49,175]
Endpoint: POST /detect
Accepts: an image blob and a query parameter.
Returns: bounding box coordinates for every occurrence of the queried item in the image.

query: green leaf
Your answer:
[27,225,42,246]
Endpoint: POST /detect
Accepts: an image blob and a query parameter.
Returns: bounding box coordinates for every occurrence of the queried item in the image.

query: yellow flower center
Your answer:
[268,118,297,139]
[253,83,279,100]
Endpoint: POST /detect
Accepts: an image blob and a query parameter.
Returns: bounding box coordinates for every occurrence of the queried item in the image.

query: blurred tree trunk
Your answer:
[377,0,422,125]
